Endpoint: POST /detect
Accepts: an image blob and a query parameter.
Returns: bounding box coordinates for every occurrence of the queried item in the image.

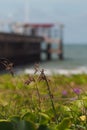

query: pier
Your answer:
[37,23,64,60]
[0,23,64,65]
[23,23,64,61]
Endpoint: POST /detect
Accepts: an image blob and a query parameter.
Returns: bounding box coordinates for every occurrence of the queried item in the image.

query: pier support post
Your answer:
[58,24,64,60]
[47,43,51,60]
[58,40,63,60]
[46,28,52,61]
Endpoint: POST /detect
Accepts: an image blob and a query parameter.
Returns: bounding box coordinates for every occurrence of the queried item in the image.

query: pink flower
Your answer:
[62,90,67,96]
[73,88,81,95]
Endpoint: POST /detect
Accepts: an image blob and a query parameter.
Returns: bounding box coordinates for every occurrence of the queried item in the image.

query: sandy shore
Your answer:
[24,67,87,76]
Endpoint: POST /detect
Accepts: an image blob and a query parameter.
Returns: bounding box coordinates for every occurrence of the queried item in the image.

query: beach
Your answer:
[13,44,87,76]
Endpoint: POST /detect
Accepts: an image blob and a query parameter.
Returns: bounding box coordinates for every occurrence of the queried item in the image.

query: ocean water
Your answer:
[16,44,87,75]
[41,44,87,68]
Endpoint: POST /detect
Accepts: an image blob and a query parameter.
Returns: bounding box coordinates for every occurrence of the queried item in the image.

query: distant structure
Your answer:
[15,22,64,60]
[0,0,64,64]
[0,22,64,65]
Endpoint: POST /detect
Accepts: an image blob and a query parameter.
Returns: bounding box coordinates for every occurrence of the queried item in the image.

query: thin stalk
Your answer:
[35,80,41,112]
[43,73,58,123]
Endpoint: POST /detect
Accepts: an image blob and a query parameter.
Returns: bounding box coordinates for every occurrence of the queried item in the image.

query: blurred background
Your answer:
[0,0,87,75]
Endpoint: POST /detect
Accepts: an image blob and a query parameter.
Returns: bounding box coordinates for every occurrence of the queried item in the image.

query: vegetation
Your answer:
[0,59,87,129]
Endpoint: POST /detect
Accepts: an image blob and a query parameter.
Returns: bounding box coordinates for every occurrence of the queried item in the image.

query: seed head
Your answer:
[34,63,40,74]
[24,75,35,85]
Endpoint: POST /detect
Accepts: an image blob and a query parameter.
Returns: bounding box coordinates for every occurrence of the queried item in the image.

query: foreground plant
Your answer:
[1,60,87,129]
[0,58,14,76]
[38,69,58,124]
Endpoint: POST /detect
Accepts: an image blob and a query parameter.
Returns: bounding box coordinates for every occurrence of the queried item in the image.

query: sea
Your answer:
[15,44,87,75]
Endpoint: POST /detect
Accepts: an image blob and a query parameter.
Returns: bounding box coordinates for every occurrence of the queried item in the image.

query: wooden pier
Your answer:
[0,23,64,65]
[42,23,64,61]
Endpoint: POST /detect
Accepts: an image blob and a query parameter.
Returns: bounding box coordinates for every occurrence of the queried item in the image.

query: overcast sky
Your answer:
[0,0,87,44]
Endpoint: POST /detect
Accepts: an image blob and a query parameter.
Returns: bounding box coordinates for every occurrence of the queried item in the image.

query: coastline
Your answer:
[24,66,87,76]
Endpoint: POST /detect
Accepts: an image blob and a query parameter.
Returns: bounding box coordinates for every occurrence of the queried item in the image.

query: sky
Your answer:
[0,0,87,44]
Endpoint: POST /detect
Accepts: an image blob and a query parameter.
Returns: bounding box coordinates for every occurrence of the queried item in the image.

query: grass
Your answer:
[0,72,87,129]
[0,59,87,129]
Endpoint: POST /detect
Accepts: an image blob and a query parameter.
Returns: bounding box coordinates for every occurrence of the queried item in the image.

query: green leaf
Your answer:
[38,124,51,130]
[17,120,36,130]
[22,112,36,122]
[57,118,71,130]
[10,116,36,130]
[39,112,50,124]
[10,115,20,123]
[0,120,13,130]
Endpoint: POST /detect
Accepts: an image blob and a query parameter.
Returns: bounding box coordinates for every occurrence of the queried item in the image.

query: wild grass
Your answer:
[0,59,87,129]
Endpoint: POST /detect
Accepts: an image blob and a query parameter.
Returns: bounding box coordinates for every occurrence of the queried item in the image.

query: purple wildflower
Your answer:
[62,90,67,96]
[73,88,81,95]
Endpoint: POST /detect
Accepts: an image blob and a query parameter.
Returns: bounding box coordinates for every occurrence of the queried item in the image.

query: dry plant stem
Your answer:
[34,64,41,111]
[0,58,14,76]
[34,80,41,112]
[43,73,58,123]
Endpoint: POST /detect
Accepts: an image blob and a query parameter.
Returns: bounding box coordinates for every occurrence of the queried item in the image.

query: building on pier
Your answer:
[0,23,64,65]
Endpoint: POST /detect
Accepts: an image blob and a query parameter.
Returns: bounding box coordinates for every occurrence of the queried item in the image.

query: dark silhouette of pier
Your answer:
[0,23,64,66]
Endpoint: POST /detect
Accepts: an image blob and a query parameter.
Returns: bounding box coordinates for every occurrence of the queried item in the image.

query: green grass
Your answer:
[0,73,87,129]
